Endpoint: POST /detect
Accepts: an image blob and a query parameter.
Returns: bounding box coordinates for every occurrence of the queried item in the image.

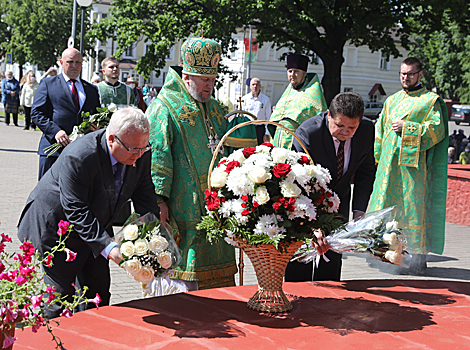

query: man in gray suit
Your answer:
[18,107,159,318]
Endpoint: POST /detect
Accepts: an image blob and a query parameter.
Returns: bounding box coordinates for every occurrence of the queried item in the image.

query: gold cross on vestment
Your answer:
[237,96,244,110]
[406,123,418,133]
[178,105,198,126]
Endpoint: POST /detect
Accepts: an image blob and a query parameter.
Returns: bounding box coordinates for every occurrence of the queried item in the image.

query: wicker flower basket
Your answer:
[207,117,311,313]
[234,237,303,313]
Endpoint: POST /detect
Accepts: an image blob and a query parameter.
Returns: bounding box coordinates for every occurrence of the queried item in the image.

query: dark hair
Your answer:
[402,57,422,71]
[329,92,364,119]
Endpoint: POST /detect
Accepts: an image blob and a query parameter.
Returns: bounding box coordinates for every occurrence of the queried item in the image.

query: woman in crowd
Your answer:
[1,71,21,126]
[20,70,40,130]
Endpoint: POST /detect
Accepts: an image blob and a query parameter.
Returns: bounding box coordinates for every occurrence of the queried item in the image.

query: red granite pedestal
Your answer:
[14,280,470,349]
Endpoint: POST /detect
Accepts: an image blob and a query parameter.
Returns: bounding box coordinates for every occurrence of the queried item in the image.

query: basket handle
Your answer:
[208,116,311,189]
[224,110,258,120]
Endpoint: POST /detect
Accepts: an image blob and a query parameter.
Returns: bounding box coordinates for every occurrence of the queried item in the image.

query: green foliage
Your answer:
[0,0,93,69]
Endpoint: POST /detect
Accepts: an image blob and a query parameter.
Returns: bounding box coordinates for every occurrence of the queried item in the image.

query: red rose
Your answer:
[272,202,282,210]
[261,142,274,150]
[241,210,250,216]
[241,203,247,208]
[320,188,326,194]
[272,163,291,178]
[317,198,323,205]
[328,202,334,207]
[253,201,259,207]
[326,191,332,198]
[242,195,249,202]
[242,147,257,158]
[225,160,241,173]
[298,155,311,165]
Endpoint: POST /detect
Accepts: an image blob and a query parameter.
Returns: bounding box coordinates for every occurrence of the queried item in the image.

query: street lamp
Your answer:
[77,0,93,57]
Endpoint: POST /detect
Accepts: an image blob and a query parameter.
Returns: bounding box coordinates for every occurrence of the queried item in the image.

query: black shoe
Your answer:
[14,124,19,127]
[23,127,29,130]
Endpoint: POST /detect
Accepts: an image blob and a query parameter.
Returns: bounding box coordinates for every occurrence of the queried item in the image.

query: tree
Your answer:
[0,0,92,71]
[91,0,470,104]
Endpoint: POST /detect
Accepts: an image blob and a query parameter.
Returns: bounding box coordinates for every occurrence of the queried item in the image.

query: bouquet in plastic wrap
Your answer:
[114,212,181,290]
[292,206,411,267]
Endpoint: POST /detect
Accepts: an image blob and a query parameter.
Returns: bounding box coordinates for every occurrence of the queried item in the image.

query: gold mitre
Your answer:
[181,37,221,77]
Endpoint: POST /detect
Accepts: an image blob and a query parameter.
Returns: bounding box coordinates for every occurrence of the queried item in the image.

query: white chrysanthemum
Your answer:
[280,179,302,198]
[306,164,331,187]
[287,195,317,221]
[226,167,255,195]
[328,192,341,213]
[230,198,245,214]
[286,150,301,165]
[243,152,274,169]
[254,186,270,205]
[234,212,249,225]
[211,168,228,188]
[271,147,289,163]
[219,200,233,218]
[227,149,246,164]
[291,164,310,186]
[254,214,286,239]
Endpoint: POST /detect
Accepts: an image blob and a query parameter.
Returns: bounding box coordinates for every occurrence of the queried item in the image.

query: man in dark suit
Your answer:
[18,107,159,318]
[32,48,100,180]
[285,92,376,282]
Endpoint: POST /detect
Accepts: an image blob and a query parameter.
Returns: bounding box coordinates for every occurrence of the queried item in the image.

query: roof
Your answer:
[368,83,386,96]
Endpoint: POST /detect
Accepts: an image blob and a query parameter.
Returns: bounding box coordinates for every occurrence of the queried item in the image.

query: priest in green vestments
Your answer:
[268,53,327,149]
[369,57,448,273]
[146,37,237,292]
[97,56,136,108]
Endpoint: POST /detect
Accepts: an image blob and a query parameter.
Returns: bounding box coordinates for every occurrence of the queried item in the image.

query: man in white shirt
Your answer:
[241,77,271,145]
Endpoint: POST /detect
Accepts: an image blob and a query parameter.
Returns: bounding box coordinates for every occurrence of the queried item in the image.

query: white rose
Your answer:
[254,186,270,205]
[148,235,169,254]
[123,224,139,241]
[211,169,228,188]
[124,258,142,276]
[157,251,173,269]
[108,103,117,112]
[134,238,149,256]
[389,242,403,252]
[248,167,269,184]
[255,145,271,154]
[386,220,399,231]
[228,149,246,164]
[280,181,302,198]
[133,265,154,284]
[120,241,135,258]
[385,250,403,265]
[383,232,397,245]
[271,148,288,163]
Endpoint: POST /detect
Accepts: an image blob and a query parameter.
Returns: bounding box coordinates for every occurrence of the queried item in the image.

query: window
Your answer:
[344,87,354,92]
[380,51,390,70]
[123,44,135,58]
[166,45,175,61]
[370,94,379,102]
[344,47,357,67]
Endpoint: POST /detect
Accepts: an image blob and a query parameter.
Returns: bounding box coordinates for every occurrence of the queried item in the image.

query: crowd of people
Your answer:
[0,36,451,317]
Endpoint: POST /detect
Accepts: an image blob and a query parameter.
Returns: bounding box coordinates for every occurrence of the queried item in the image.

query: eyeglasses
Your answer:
[114,135,151,154]
[399,71,421,78]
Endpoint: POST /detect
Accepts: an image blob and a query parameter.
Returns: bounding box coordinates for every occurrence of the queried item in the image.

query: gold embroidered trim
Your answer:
[224,136,258,148]
[151,163,172,177]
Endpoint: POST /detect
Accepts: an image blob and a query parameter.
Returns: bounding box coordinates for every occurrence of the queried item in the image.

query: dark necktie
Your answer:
[114,162,124,201]
[70,79,80,112]
[337,140,345,180]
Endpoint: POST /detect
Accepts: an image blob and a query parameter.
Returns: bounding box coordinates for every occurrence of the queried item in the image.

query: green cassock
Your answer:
[97,81,136,108]
[368,87,449,254]
[268,72,327,149]
[146,68,237,289]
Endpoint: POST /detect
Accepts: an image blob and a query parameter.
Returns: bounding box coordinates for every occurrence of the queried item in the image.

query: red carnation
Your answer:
[320,188,326,194]
[328,202,334,207]
[241,203,247,208]
[242,195,249,202]
[225,160,241,173]
[272,163,291,178]
[218,159,228,166]
[205,189,221,211]
[326,191,332,198]
[253,201,259,207]
[241,210,250,216]
[298,155,311,165]
[242,147,257,158]
[317,198,323,205]
[272,202,282,210]
[261,142,274,150]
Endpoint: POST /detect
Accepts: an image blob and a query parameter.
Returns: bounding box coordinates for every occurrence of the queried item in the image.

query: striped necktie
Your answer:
[70,79,80,112]
[337,140,345,180]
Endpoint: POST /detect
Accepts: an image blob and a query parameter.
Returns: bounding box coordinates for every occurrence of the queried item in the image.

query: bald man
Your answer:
[32,48,100,179]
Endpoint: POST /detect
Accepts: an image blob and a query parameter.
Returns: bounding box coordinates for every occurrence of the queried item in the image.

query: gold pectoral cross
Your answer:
[179,105,198,126]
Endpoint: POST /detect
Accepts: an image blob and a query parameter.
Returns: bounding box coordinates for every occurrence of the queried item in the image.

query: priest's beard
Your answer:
[186,79,211,103]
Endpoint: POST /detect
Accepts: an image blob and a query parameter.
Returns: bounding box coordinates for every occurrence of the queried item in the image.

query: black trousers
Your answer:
[4,113,18,126]
[38,155,58,180]
[256,125,266,145]
[285,250,342,282]
[23,106,35,129]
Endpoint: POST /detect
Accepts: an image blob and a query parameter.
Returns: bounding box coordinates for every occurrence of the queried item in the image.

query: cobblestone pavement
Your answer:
[1,110,469,306]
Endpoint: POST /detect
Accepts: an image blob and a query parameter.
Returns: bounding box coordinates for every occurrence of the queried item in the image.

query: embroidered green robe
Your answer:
[268,73,327,149]
[368,87,448,254]
[146,68,237,288]
[97,81,136,108]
